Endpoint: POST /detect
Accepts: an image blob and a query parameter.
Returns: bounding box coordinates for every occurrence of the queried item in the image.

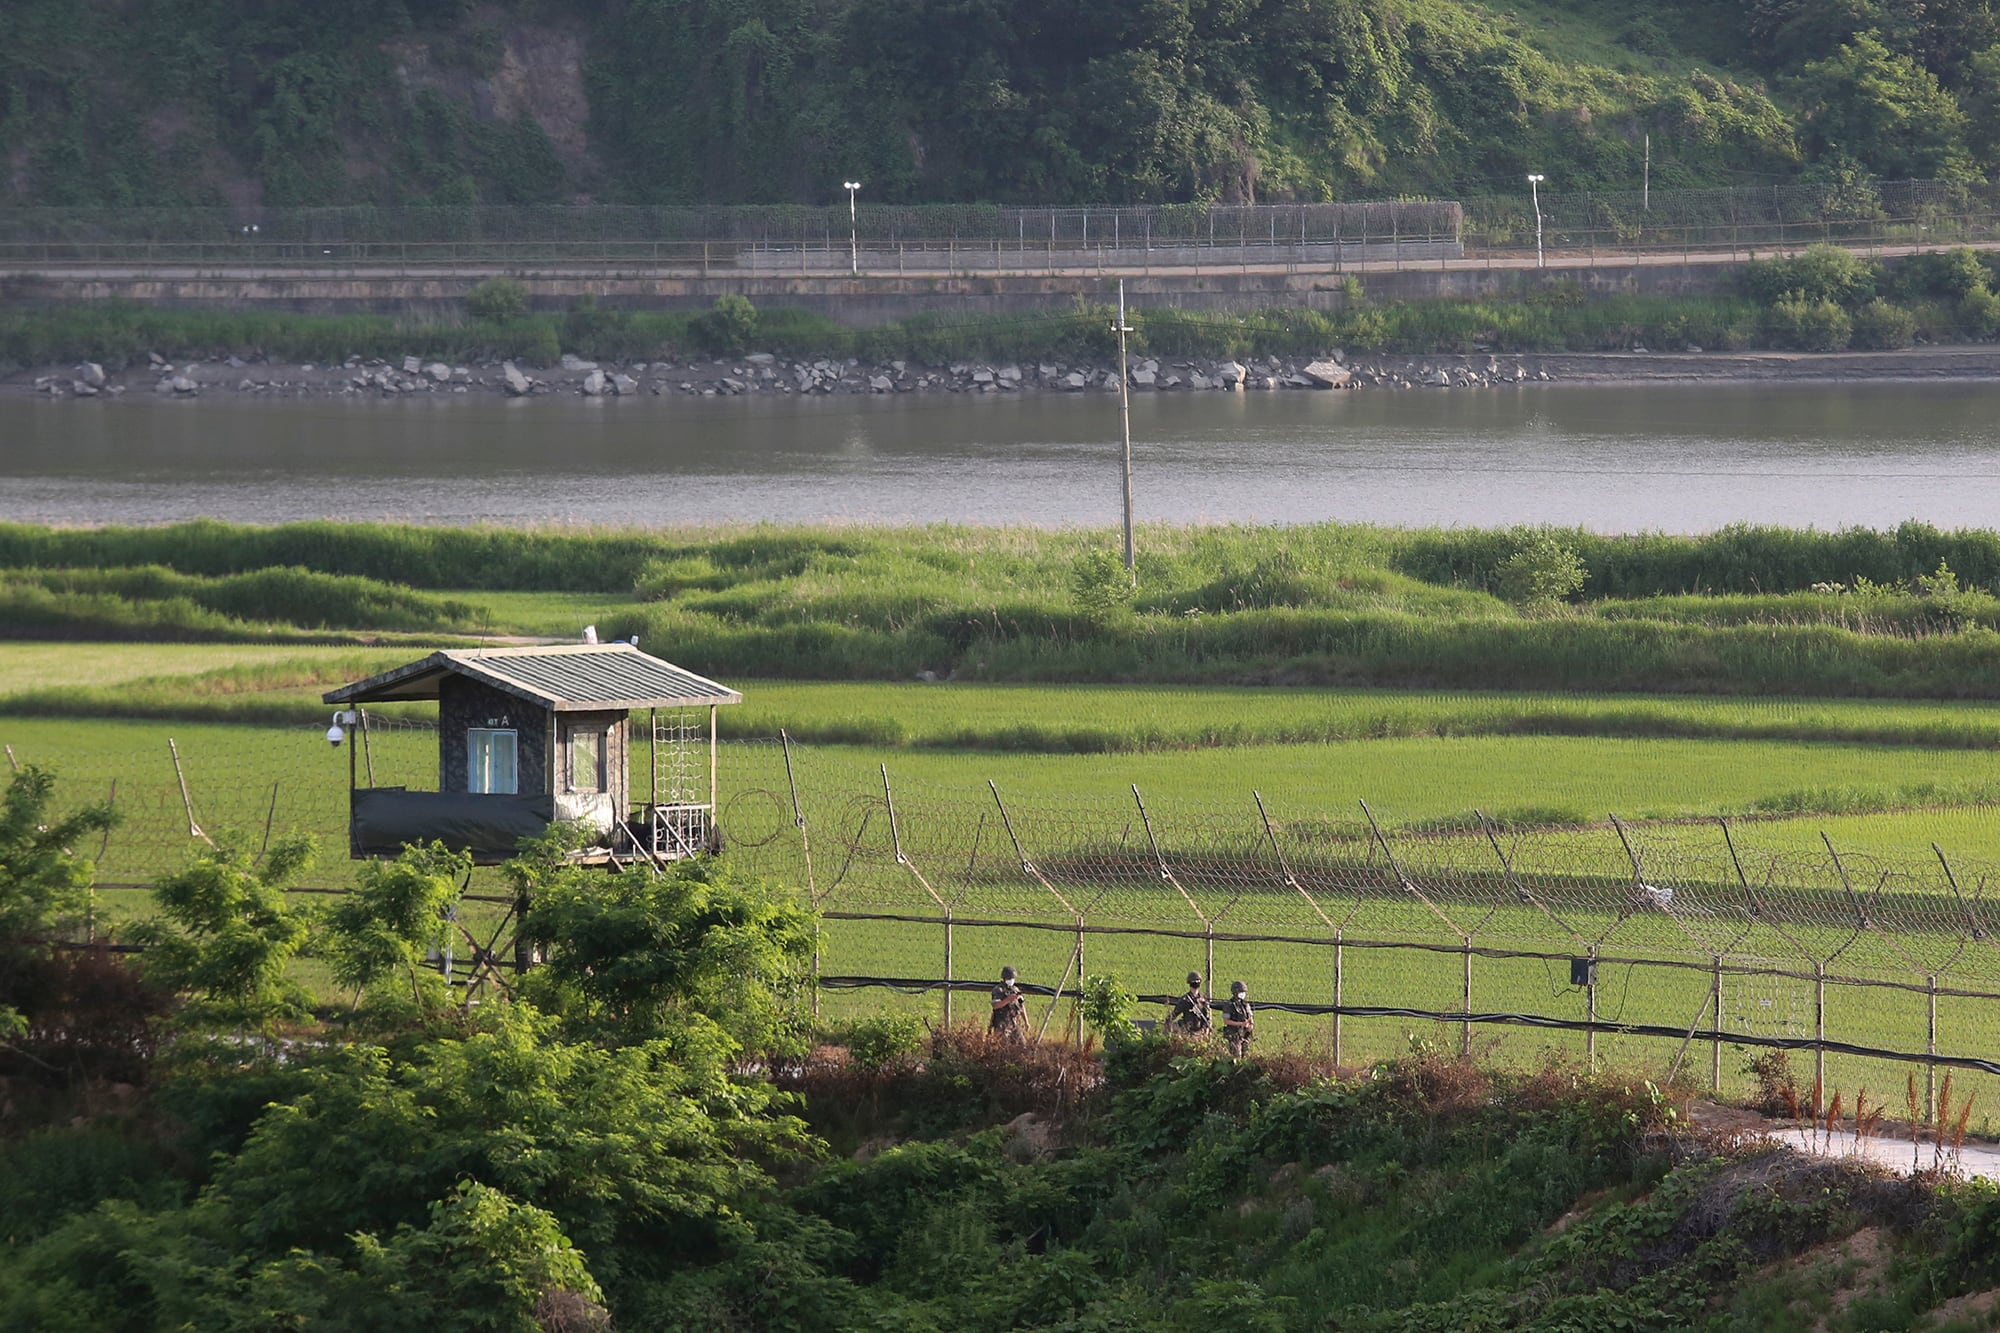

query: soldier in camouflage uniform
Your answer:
[991,965,1027,1043]
[1222,980,1255,1057]
[1168,970,1212,1038]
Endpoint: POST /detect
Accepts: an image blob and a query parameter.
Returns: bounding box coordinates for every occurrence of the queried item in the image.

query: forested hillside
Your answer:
[2,0,1999,208]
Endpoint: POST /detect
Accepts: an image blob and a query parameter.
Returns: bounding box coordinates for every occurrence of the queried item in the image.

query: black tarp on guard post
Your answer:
[350,789,558,861]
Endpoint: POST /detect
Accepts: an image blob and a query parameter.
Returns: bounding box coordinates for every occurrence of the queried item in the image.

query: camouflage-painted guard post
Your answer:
[1222,981,1255,1057]
[990,965,1027,1043]
[1168,971,1211,1037]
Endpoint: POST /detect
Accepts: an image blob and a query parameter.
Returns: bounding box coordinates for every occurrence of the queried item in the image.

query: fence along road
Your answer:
[1,182,1996,277]
[20,727,2000,1121]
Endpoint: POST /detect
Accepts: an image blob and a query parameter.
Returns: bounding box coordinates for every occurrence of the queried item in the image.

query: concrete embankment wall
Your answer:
[0,257,1738,324]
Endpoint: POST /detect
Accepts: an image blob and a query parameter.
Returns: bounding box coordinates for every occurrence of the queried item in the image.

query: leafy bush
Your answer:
[1497,535,1587,611]
[464,277,529,322]
[691,294,759,358]
[844,1012,926,1071]
[520,851,817,1056]
[1888,247,1990,301]
[1850,298,1916,349]
[1764,293,1853,351]
[131,837,317,1018]
[1069,549,1134,623]
[321,842,472,1012]
[1960,287,2000,338]
[1739,245,1878,308]
[1081,973,1139,1048]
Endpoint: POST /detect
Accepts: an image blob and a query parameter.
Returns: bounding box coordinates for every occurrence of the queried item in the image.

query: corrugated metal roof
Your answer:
[325,644,741,710]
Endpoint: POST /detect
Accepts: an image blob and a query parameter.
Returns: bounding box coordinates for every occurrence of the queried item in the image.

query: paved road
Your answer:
[1,239,1987,283]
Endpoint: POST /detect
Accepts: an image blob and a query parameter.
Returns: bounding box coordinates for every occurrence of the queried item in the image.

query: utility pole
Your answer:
[1643,135,1651,212]
[1115,279,1135,582]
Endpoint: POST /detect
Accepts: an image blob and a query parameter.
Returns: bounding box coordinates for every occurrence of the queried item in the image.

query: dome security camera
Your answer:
[327,709,356,748]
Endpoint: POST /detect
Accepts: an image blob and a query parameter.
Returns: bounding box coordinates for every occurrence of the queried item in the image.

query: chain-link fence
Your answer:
[12,725,2000,1116]
[0,183,1993,275]
[719,738,2000,1118]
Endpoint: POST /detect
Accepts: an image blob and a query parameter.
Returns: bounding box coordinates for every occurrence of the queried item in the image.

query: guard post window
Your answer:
[467,728,518,795]
[567,728,607,793]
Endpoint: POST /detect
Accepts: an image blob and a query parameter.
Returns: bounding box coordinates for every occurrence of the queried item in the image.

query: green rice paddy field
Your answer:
[9,643,2000,1115]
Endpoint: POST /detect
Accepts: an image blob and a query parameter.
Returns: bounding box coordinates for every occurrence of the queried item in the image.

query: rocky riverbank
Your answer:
[14,344,2000,401]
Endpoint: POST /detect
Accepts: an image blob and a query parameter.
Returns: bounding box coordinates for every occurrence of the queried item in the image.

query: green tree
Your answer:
[1792,33,1977,180]
[321,841,471,1013]
[0,765,118,1049]
[133,836,316,1017]
[0,765,115,946]
[521,857,817,1056]
[199,1005,811,1264]
[237,1183,608,1333]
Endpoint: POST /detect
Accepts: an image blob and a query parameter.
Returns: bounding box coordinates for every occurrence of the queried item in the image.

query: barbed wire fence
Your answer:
[721,737,2000,1120]
[11,726,2000,1118]
[0,181,1993,274]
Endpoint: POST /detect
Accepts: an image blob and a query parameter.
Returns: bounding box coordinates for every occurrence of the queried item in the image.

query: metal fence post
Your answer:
[1076,915,1086,1045]
[944,910,954,1028]
[1927,973,1938,1122]
[1333,935,1344,1066]
[1814,961,1827,1114]
[1586,944,1599,1072]
[1461,942,1473,1057]
[1711,957,1723,1092]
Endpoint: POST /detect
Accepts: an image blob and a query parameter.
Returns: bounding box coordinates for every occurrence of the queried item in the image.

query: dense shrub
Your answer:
[1850,298,1917,349]
[1739,244,1879,308]
[1764,293,1853,350]
[690,295,759,358]
[464,277,530,322]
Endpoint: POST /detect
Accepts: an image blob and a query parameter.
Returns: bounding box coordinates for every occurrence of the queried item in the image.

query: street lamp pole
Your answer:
[1527,174,1546,268]
[843,181,862,275]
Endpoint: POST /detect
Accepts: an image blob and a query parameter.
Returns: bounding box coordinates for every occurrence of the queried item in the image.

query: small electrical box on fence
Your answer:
[1570,957,1597,988]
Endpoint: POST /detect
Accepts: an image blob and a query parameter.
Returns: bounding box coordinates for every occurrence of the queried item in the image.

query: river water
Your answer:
[3,380,1998,531]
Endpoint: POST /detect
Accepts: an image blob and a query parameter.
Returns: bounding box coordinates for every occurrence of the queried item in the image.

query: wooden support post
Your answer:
[359,709,375,788]
[780,730,816,902]
[168,738,209,844]
[259,780,280,860]
[515,884,534,975]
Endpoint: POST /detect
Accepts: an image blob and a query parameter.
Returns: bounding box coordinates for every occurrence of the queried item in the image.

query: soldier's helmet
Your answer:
[1187,971,1203,986]
[1231,980,1247,996]
[1001,965,1017,981]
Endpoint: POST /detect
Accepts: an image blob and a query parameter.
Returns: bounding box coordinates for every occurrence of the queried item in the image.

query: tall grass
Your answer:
[0,521,663,593]
[12,520,2000,694]
[20,519,2000,602]
[1,566,488,633]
